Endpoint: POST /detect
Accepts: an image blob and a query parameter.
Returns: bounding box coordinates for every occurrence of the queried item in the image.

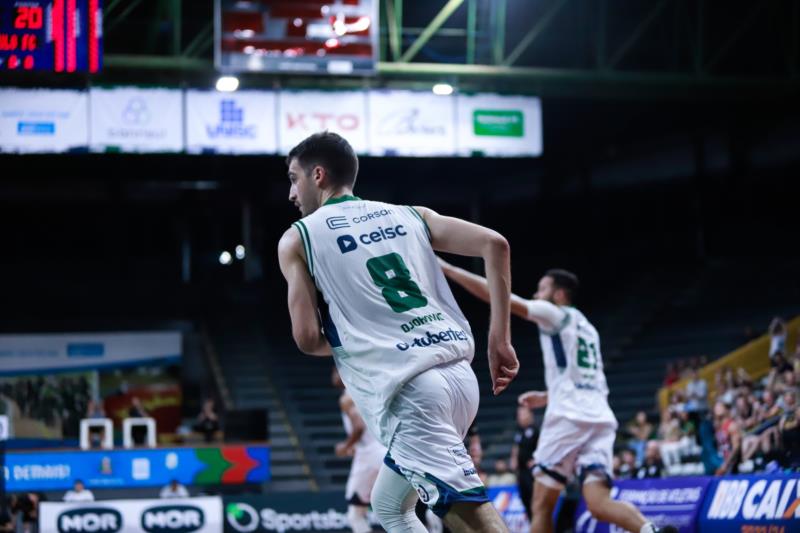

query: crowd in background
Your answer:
[0,376,91,438]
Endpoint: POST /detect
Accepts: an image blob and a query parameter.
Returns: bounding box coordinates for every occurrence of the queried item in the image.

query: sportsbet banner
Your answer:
[574,476,711,533]
[699,473,800,532]
[40,497,223,533]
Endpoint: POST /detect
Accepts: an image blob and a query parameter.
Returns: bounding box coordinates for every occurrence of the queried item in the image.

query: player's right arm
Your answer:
[438,258,565,332]
[415,206,519,395]
[278,227,332,357]
[335,394,365,457]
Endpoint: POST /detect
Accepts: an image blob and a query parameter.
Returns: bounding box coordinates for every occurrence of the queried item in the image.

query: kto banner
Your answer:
[5,445,270,491]
[40,497,223,533]
[487,485,530,533]
[574,476,711,533]
[277,91,369,155]
[90,88,184,153]
[0,89,88,153]
[223,493,380,533]
[0,331,182,375]
[699,473,800,532]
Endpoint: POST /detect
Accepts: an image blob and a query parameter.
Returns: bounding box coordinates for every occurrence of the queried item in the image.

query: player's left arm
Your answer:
[336,394,366,457]
[518,390,548,409]
[278,227,332,357]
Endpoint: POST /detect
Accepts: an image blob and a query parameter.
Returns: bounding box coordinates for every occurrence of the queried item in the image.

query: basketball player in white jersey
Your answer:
[333,367,386,533]
[278,132,519,533]
[438,262,677,533]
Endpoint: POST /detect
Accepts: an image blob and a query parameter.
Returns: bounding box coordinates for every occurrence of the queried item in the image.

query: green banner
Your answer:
[472,110,524,137]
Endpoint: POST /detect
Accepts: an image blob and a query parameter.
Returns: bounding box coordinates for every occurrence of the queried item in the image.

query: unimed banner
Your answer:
[40,497,223,533]
[0,89,88,152]
[277,91,368,155]
[456,94,542,157]
[0,331,181,375]
[699,473,800,532]
[90,88,184,152]
[574,476,711,533]
[367,90,456,156]
[186,90,278,154]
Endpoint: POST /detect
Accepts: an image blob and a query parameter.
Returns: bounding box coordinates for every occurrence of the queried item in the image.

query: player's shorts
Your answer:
[383,359,488,517]
[533,413,617,490]
[345,442,386,505]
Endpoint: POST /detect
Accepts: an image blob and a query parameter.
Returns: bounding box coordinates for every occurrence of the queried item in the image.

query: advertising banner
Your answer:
[456,94,542,157]
[487,485,530,533]
[40,497,223,533]
[367,90,456,156]
[186,91,277,154]
[574,476,711,533]
[6,445,270,491]
[0,89,88,152]
[699,473,800,532]
[277,91,368,155]
[223,493,379,533]
[0,332,182,375]
[90,88,184,152]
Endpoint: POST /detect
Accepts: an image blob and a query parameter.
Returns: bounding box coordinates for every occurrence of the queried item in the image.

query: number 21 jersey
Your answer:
[293,196,475,445]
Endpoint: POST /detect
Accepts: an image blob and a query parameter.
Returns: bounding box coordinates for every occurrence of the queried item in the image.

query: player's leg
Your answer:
[529,479,561,533]
[371,464,427,533]
[581,478,649,532]
[442,501,507,533]
[346,504,371,533]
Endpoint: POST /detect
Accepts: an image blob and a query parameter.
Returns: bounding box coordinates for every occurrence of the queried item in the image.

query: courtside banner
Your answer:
[367,90,456,156]
[40,497,223,533]
[487,485,529,533]
[0,89,88,153]
[0,331,181,375]
[90,88,183,153]
[277,91,368,155]
[456,93,542,157]
[699,473,800,532]
[186,90,278,154]
[574,476,711,533]
[223,493,380,533]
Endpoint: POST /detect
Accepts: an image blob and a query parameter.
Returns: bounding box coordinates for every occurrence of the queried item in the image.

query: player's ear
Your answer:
[312,165,327,187]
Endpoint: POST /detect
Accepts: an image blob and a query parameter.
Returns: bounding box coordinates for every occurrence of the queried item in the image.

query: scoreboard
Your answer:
[0,0,102,73]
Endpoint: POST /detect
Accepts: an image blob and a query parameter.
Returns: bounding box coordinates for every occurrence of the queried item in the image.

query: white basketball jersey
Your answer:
[538,306,617,425]
[294,196,475,445]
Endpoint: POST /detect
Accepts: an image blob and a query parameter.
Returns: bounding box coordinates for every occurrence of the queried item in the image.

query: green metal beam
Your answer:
[183,24,213,58]
[105,0,125,18]
[706,1,768,72]
[608,0,668,69]
[492,0,506,65]
[104,54,210,70]
[466,0,476,64]
[384,0,401,61]
[106,0,146,34]
[172,0,181,56]
[503,0,570,67]
[399,0,465,63]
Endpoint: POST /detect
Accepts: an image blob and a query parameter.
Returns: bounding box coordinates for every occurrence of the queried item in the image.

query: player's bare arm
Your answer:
[335,393,366,457]
[518,390,548,410]
[438,258,532,320]
[415,206,519,395]
[278,227,332,356]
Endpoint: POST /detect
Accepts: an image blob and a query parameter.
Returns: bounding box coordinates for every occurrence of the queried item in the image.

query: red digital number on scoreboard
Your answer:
[14,6,44,30]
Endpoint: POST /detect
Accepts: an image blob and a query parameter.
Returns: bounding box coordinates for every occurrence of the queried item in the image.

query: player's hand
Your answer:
[436,256,453,274]
[488,335,519,396]
[334,441,352,457]
[518,390,548,409]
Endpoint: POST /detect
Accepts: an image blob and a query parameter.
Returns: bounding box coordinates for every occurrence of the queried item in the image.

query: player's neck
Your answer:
[321,188,356,206]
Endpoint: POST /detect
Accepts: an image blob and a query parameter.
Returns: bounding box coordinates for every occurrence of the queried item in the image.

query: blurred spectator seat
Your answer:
[123,417,157,448]
[80,418,113,449]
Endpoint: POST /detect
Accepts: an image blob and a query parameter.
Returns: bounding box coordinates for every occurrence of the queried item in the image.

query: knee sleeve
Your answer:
[371,465,428,533]
[347,505,371,533]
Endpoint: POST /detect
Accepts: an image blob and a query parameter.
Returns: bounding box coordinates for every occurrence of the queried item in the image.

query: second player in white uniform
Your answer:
[438,263,677,533]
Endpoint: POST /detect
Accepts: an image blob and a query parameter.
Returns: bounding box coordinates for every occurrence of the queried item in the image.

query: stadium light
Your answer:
[219,251,233,265]
[216,76,239,92]
[432,83,453,96]
[235,245,246,260]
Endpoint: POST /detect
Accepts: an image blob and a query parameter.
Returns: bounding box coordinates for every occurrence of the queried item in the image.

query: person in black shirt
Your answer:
[635,441,664,480]
[510,405,539,522]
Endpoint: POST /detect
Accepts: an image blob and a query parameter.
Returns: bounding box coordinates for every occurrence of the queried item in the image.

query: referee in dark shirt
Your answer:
[511,405,539,521]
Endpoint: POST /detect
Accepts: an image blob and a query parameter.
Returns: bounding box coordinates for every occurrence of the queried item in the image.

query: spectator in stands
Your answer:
[193,398,220,443]
[658,408,682,443]
[128,396,152,445]
[616,449,637,479]
[86,399,106,448]
[63,480,94,502]
[779,396,800,469]
[13,493,41,533]
[0,499,14,533]
[486,460,517,487]
[626,411,654,465]
[635,441,664,479]
[685,368,708,414]
[770,352,793,375]
[510,405,538,522]
[160,479,190,499]
[713,401,742,475]
[769,317,787,360]
[663,363,679,387]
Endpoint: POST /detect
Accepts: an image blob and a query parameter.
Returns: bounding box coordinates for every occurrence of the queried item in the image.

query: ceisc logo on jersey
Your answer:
[326,216,350,230]
[337,235,358,254]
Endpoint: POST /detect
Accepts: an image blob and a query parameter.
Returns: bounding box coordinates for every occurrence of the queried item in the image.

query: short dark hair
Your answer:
[545,268,579,302]
[286,131,359,188]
